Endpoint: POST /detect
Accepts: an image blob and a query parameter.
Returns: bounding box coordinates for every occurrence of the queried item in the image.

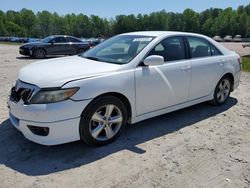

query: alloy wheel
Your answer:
[35,49,45,58]
[89,104,123,141]
[216,79,230,103]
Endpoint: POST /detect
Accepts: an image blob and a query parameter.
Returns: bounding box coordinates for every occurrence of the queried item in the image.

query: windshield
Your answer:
[81,35,154,64]
[41,36,54,43]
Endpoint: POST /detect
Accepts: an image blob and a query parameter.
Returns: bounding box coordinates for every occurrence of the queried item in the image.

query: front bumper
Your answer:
[8,98,91,145]
[19,48,33,56]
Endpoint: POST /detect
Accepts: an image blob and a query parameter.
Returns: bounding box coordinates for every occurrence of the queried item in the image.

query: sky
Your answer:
[0,0,249,18]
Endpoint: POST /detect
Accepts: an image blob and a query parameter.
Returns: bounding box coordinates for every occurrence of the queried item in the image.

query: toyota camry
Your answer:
[8,31,241,146]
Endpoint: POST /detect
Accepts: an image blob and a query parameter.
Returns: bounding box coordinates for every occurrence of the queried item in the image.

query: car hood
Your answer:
[21,42,44,47]
[18,56,121,88]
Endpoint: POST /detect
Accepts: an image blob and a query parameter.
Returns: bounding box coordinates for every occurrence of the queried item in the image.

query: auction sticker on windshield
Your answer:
[133,37,153,42]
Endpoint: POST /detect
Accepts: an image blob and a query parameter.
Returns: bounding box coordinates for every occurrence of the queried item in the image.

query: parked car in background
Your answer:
[213,36,223,42]
[223,35,233,42]
[242,43,250,48]
[233,35,243,42]
[82,37,105,47]
[10,37,19,42]
[9,37,28,43]
[8,31,241,146]
[28,38,41,43]
[19,35,90,58]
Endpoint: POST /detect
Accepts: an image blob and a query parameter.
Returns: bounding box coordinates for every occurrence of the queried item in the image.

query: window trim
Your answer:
[66,37,82,43]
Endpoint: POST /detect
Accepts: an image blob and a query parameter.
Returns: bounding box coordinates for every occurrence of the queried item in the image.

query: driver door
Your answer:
[47,37,67,55]
[135,36,191,116]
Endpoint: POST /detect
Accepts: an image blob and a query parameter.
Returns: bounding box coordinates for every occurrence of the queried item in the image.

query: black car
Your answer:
[19,35,90,58]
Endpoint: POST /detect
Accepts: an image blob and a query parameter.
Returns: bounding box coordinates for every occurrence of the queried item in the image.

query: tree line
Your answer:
[0,4,250,38]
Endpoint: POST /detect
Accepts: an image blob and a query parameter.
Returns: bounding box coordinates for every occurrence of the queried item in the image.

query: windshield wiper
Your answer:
[81,55,122,65]
[83,56,100,61]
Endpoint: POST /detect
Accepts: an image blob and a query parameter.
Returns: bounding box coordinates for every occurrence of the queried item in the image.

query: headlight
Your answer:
[28,87,79,104]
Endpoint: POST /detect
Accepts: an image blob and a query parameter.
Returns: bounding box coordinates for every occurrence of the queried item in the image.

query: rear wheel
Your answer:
[210,77,231,105]
[80,96,127,146]
[33,48,46,59]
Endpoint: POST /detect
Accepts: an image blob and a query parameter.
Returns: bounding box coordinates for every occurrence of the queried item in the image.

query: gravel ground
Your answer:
[0,44,250,188]
[221,42,250,57]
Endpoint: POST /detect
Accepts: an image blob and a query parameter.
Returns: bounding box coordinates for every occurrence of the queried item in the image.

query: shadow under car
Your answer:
[0,97,238,176]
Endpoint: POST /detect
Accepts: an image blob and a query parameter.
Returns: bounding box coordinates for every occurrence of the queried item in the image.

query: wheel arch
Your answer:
[83,92,132,124]
[220,72,234,91]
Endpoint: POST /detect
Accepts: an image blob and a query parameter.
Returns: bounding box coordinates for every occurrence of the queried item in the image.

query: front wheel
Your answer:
[80,96,127,146]
[33,48,46,59]
[210,77,232,105]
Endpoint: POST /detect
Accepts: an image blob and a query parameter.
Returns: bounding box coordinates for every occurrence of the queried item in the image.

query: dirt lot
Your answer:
[221,42,250,57]
[0,43,250,188]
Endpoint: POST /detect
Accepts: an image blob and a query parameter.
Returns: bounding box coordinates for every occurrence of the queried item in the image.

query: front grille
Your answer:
[10,87,33,103]
[10,80,34,103]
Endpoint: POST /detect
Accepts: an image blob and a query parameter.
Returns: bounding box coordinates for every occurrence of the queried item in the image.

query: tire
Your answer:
[33,48,46,59]
[210,76,232,106]
[80,96,128,146]
[77,48,85,54]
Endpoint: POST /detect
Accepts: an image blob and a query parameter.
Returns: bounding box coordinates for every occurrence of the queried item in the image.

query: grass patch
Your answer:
[242,56,250,72]
[0,41,22,45]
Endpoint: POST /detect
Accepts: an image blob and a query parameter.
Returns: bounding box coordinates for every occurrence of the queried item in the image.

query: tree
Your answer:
[36,11,55,37]
[0,3,250,38]
[0,10,7,36]
[19,8,36,36]
[183,9,200,33]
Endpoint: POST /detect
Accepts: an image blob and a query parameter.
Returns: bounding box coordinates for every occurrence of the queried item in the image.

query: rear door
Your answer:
[186,36,225,100]
[135,36,191,115]
[66,37,82,54]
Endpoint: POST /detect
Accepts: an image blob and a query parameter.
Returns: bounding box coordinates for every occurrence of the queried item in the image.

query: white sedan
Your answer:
[8,31,241,146]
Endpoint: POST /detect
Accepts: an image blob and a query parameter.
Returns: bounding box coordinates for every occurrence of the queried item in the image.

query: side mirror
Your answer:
[144,55,164,66]
[50,41,54,45]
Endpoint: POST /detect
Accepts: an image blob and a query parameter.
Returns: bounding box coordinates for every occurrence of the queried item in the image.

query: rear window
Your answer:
[51,37,66,43]
[66,37,81,43]
[187,36,222,58]
[211,44,222,56]
[187,37,211,58]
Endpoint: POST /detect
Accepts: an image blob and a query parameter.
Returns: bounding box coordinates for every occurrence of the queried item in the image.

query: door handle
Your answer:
[181,65,191,71]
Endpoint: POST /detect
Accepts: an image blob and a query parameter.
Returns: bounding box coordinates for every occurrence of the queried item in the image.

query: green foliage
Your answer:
[242,56,250,72]
[0,3,250,38]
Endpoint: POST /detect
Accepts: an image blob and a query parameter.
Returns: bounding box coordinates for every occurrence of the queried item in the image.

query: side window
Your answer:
[66,37,81,43]
[148,37,186,62]
[187,37,211,58]
[211,44,222,56]
[51,37,66,43]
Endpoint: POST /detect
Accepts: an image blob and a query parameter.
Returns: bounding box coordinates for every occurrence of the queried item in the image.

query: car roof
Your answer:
[48,35,78,38]
[121,31,207,38]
